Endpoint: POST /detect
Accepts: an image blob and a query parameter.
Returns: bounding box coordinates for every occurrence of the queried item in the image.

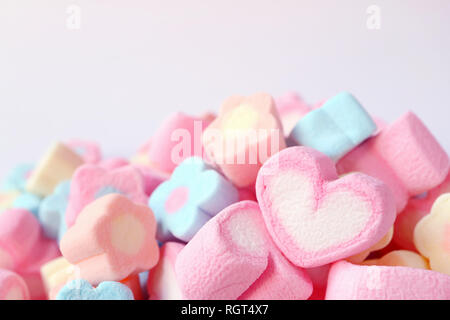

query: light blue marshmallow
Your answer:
[1,163,34,192]
[38,181,71,241]
[56,279,134,300]
[13,192,42,216]
[289,92,376,161]
[149,157,239,243]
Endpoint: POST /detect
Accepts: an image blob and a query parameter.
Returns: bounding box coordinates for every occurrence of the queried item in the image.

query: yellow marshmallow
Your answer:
[40,257,77,294]
[363,250,429,269]
[347,227,394,263]
[414,193,450,275]
[26,142,84,197]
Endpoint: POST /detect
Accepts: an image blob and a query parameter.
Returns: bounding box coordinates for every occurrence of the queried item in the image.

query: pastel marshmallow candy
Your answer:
[414,193,450,275]
[1,163,33,192]
[13,192,42,216]
[65,164,148,227]
[38,181,70,241]
[337,112,450,212]
[289,92,376,161]
[275,92,311,135]
[99,157,130,170]
[362,250,429,270]
[239,242,313,300]
[66,140,102,164]
[26,142,84,197]
[40,257,74,295]
[135,165,169,196]
[99,158,169,196]
[149,157,239,242]
[394,173,450,251]
[15,234,61,300]
[147,242,185,300]
[256,146,397,268]
[175,201,312,300]
[148,112,212,174]
[56,279,134,300]
[131,138,153,167]
[175,201,270,299]
[346,227,394,264]
[0,190,20,213]
[60,194,159,284]
[305,265,331,300]
[0,269,30,300]
[202,92,286,188]
[325,260,450,300]
[41,257,143,300]
[0,209,41,270]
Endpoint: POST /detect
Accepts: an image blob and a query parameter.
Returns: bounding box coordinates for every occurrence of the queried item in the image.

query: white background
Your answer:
[1,0,449,178]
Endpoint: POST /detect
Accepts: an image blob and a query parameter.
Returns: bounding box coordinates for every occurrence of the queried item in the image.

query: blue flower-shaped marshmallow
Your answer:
[289,92,376,161]
[56,279,134,300]
[13,192,42,216]
[38,180,70,241]
[1,163,34,192]
[149,157,239,243]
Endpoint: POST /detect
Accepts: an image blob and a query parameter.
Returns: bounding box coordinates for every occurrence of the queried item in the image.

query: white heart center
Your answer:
[269,170,372,252]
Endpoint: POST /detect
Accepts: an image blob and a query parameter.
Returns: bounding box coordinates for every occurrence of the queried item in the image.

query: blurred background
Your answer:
[0,0,449,177]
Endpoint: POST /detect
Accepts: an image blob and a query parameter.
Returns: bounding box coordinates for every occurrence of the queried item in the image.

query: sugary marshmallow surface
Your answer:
[60,194,159,284]
[256,146,396,268]
[0,268,30,300]
[147,242,185,300]
[362,250,429,269]
[149,157,239,242]
[414,193,450,275]
[338,112,449,211]
[326,261,450,300]
[66,140,102,164]
[175,201,312,300]
[275,92,311,135]
[26,142,84,197]
[65,164,148,227]
[203,93,286,188]
[289,92,376,161]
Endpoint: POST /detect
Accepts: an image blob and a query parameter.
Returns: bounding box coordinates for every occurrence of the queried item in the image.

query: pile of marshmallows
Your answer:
[1,92,450,300]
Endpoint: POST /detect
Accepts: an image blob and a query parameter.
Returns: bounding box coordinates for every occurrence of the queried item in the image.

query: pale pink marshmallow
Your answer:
[275,92,311,135]
[147,242,185,300]
[66,140,102,164]
[305,265,331,300]
[175,201,270,300]
[134,165,169,196]
[326,260,450,300]
[148,112,212,174]
[0,209,41,270]
[337,112,449,212]
[175,201,312,300]
[99,158,130,170]
[256,146,397,268]
[65,164,148,227]
[0,269,30,300]
[239,245,312,300]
